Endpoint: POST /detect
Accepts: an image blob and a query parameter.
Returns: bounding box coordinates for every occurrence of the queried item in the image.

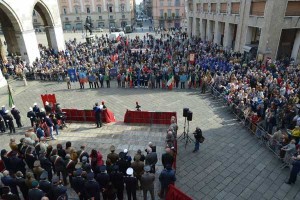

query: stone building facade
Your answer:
[152,0,185,29]
[33,0,136,31]
[187,0,300,63]
[0,0,64,63]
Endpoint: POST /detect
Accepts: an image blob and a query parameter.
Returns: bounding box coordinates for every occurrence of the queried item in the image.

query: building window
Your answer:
[65,17,69,21]
[160,9,164,17]
[168,0,171,7]
[167,9,171,17]
[121,4,125,12]
[211,3,216,13]
[220,3,227,13]
[285,1,300,16]
[75,7,79,14]
[63,8,67,15]
[122,15,125,19]
[110,15,113,19]
[175,9,179,16]
[33,10,36,16]
[99,16,102,20]
[175,0,180,6]
[203,3,208,12]
[98,6,101,13]
[33,19,37,23]
[109,6,113,13]
[87,7,90,13]
[76,17,80,20]
[231,2,240,15]
[160,1,163,7]
[250,1,266,16]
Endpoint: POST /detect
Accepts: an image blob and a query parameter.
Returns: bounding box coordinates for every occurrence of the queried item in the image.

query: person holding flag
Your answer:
[166,72,174,90]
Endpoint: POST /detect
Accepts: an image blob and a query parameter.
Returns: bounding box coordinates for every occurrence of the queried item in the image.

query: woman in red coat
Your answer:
[90,149,104,172]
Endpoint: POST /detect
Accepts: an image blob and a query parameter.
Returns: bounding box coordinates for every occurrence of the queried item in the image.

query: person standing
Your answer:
[193,127,204,153]
[65,75,71,89]
[131,155,144,189]
[124,167,137,200]
[141,165,155,200]
[27,107,36,127]
[158,164,176,198]
[107,145,119,164]
[104,73,110,88]
[285,155,300,184]
[45,114,55,140]
[93,103,103,128]
[71,169,85,200]
[10,105,22,128]
[84,172,101,200]
[28,180,45,200]
[145,147,158,173]
[3,110,15,133]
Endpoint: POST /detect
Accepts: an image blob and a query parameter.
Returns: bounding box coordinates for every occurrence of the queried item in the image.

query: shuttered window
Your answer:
[250,1,266,16]
[231,2,240,14]
[203,3,208,12]
[211,3,217,13]
[196,3,201,12]
[220,3,227,13]
[285,1,300,16]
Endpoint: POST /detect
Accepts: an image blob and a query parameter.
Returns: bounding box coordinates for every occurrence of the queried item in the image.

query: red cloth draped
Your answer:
[102,109,116,123]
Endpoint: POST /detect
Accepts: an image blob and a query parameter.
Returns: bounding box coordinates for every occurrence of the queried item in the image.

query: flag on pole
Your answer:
[167,75,174,90]
[8,84,14,107]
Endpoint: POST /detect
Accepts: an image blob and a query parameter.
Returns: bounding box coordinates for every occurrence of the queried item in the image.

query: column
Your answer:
[200,19,206,41]
[15,29,40,64]
[214,21,221,45]
[91,0,96,12]
[187,17,193,37]
[45,26,66,51]
[224,23,233,50]
[115,0,119,12]
[207,20,213,42]
[80,0,84,12]
[68,0,73,13]
[291,29,300,61]
[192,17,197,36]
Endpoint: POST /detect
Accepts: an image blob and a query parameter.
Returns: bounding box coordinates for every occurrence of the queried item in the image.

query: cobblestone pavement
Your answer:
[0,80,300,199]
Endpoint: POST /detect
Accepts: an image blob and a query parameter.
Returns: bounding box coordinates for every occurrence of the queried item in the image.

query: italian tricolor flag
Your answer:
[167,75,174,90]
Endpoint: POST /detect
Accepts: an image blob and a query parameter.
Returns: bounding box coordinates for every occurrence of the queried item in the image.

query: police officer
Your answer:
[124,167,137,200]
[84,172,101,200]
[95,165,110,199]
[44,101,52,114]
[28,180,45,200]
[110,165,124,200]
[71,169,85,200]
[107,145,119,164]
[27,107,37,127]
[3,110,15,133]
[33,102,40,116]
[39,171,52,196]
[10,105,22,128]
[0,113,5,132]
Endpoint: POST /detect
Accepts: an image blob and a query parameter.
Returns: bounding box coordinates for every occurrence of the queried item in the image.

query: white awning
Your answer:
[243,46,252,52]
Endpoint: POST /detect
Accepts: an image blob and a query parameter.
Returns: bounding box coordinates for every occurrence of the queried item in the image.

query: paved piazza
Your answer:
[1,80,300,200]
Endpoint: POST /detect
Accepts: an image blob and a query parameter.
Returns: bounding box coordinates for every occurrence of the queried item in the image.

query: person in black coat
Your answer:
[1,170,19,196]
[117,152,130,175]
[71,169,85,200]
[33,103,40,116]
[39,152,53,181]
[48,176,68,200]
[124,168,137,200]
[110,165,124,200]
[38,171,52,196]
[84,172,100,200]
[93,103,102,128]
[3,110,15,133]
[28,180,45,200]
[1,149,11,171]
[9,151,26,175]
[14,171,29,200]
[286,155,300,184]
[161,148,174,169]
[95,165,110,199]
[0,114,5,132]
[44,101,52,114]
[27,107,37,127]
[10,106,22,128]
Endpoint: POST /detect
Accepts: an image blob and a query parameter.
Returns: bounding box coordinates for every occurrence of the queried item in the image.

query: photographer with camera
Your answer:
[193,127,205,153]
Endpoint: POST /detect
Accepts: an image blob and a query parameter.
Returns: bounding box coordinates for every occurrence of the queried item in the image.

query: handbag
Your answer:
[199,136,205,143]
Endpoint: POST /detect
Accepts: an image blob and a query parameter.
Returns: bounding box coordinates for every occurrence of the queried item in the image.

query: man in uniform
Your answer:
[10,105,22,128]
[124,167,137,200]
[96,165,110,199]
[39,150,53,181]
[44,101,52,114]
[3,110,15,133]
[131,154,144,189]
[14,171,28,200]
[33,103,40,117]
[141,165,155,200]
[107,145,119,164]
[110,165,124,200]
[84,172,100,200]
[28,180,45,200]
[93,103,103,128]
[27,107,36,127]
[48,176,68,200]
[71,169,85,200]
[39,171,52,196]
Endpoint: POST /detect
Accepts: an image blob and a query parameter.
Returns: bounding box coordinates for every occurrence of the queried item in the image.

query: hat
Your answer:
[52,176,60,184]
[29,107,33,111]
[144,165,151,172]
[34,103,37,106]
[110,145,115,151]
[4,110,9,114]
[87,172,94,180]
[11,105,15,109]
[100,165,106,172]
[15,171,23,178]
[45,101,49,105]
[32,180,39,187]
[124,149,128,153]
[33,160,41,167]
[126,167,133,175]
[40,171,48,180]
[74,169,83,176]
[82,156,88,162]
[1,105,5,108]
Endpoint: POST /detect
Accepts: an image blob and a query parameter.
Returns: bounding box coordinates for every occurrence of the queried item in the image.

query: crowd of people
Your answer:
[0,113,178,200]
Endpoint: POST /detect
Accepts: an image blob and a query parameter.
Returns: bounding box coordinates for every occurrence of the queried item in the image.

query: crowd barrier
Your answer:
[209,84,296,168]
[124,110,177,125]
[166,184,193,200]
[61,109,116,123]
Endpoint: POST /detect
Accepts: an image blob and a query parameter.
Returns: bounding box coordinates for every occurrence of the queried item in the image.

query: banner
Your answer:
[79,71,88,83]
[67,68,77,82]
[8,84,14,108]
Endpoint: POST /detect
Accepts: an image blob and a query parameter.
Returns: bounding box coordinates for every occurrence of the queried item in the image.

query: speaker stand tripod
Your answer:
[178,117,187,140]
[179,119,194,149]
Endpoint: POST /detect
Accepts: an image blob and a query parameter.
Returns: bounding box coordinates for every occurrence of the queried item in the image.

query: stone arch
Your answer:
[0,1,23,56]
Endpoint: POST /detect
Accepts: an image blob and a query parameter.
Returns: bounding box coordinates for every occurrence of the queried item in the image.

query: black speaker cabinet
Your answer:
[187,111,193,121]
[183,108,189,117]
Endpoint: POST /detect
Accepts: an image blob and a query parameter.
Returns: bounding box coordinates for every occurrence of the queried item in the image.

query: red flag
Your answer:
[126,38,129,46]
[117,35,121,42]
